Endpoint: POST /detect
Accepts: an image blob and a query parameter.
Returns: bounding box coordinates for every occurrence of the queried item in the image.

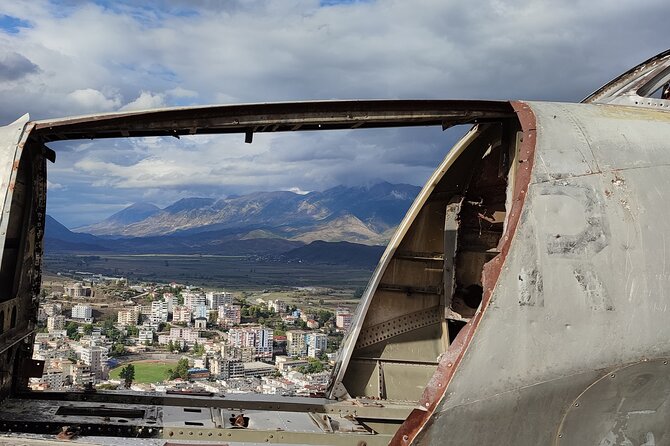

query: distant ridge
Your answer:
[74,182,421,246]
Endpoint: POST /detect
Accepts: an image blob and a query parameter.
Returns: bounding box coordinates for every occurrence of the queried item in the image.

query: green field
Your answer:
[109,360,177,383]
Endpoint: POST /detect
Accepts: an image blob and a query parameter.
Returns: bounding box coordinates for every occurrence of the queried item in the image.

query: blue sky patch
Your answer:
[0,15,31,34]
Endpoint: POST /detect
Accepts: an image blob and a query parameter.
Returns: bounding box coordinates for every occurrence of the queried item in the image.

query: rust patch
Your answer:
[389,101,537,445]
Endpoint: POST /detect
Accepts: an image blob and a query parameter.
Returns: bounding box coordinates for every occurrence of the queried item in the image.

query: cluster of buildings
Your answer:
[30,330,109,390]
[286,330,328,357]
[31,281,351,397]
[117,290,241,331]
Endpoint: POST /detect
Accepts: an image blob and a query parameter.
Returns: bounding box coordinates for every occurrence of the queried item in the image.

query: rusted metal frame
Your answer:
[389,101,536,445]
[14,392,413,421]
[18,391,326,412]
[29,100,514,141]
[582,49,670,103]
[0,419,156,438]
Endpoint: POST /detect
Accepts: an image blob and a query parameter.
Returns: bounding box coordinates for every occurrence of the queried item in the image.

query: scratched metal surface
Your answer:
[416,102,670,444]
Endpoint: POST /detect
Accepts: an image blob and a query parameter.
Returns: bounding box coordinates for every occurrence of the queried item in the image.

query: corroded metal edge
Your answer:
[388,101,537,445]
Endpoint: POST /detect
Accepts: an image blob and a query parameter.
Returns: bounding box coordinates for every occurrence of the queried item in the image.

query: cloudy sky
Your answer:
[0,0,668,228]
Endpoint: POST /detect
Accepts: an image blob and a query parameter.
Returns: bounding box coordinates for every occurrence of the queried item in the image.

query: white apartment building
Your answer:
[47,315,66,332]
[172,305,191,323]
[150,300,169,324]
[217,304,241,328]
[228,326,273,360]
[71,304,92,320]
[163,293,177,313]
[286,330,310,357]
[335,312,353,331]
[117,306,141,326]
[138,328,154,344]
[307,333,328,358]
[80,346,107,381]
[184,292,206,312]
[158,327,204,347]
[206,291,233,309]
[268,300,286,313]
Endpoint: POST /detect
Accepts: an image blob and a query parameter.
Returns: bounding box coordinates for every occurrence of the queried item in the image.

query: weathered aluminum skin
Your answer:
[412,102,670,445]
[2,49,670,444]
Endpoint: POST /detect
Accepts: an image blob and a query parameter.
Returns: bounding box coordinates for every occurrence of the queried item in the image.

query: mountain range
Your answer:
[45,182,419,266]
[75,182,420,244]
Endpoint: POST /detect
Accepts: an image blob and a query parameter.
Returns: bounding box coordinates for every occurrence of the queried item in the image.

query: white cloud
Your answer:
[65,88,121,113]
[286,187,311,195]
[0,0,667,225]
[167,86,198,98]
[119,91,167,111]
[46,180,64,190]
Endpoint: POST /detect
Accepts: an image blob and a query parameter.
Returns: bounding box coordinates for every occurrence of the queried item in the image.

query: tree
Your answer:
[102,317,116,332]
[166,358,190,380]
[126,325,139,337]
[119,364,135,388]
[111,342,126,356]
[192,342,205,356]
[83,324,94,335]
[298,357,325,374]
[65,322,79,340]
[167,340,174,352]
[316,310,334,325]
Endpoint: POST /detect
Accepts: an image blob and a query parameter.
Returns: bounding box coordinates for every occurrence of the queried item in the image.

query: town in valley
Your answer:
[32,268,359,397]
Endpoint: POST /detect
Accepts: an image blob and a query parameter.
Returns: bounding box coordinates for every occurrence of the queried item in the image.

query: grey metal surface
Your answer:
[0,396,392,445]
[557,359,670,445]
[413,102,670,444]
